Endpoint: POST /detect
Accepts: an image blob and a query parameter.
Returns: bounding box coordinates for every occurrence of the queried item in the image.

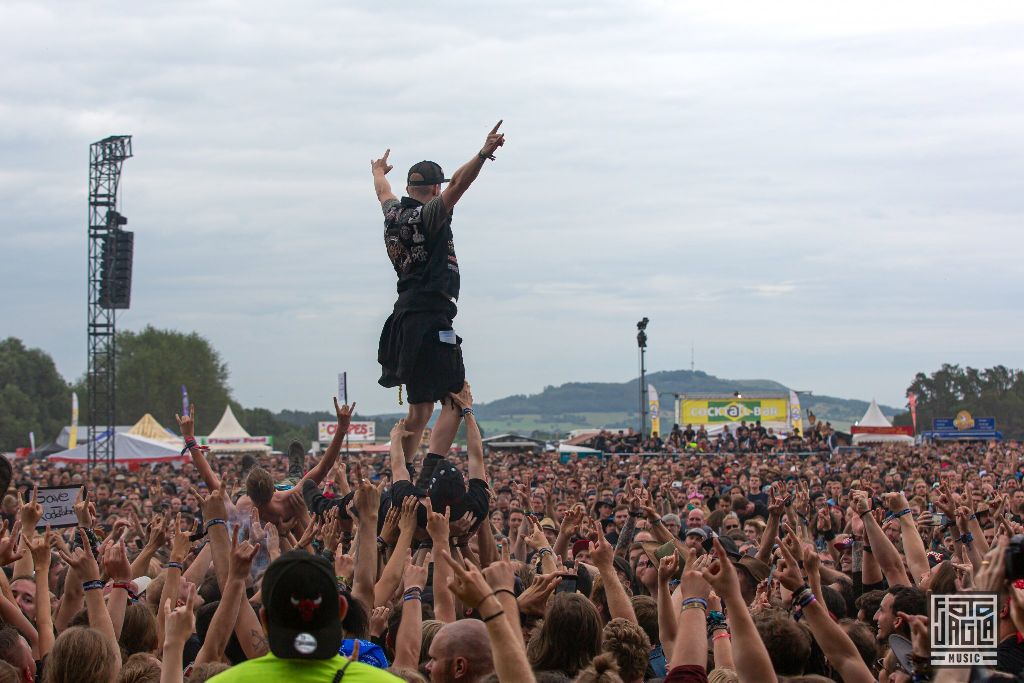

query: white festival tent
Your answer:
[851,399,915,445]
[202,406,272,455]
[49,414,187,466]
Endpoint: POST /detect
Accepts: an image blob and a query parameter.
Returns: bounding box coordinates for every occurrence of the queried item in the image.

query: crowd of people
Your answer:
[0,386,1022,683]
[588,419,839,455]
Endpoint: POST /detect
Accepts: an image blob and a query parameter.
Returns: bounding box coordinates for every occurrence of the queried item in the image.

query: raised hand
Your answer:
[371,149,393,175]
[426,506,451,544]
[405,551,430,592]
[175,404,197,441]
[775,535,807,592]
[974,538,1008,592]
[192,482,228,522]
[229,526,260,579]
[58,528,101,581]
[390,419,412,442]
[28,527,54,570]
[162,583,197,648]
[335,551,355,583]
[266,523,281,560]
[0,521,24,566]
[369,606,392,638]
[559,505,585,536]
[883,492,911,515]
[73,487,96,528]
[524,519,549,551]
[768,483,790,516]
[21,485,42,530]
[448,382,474,409]
[398,496,419,537]
[898,611,931,658]
[334,397,356,432]
[439,550,494,611]
[657,552,679,583]
[353,479,382,519]
[697,538,743,601]
[588,532,615,569]
[103,538,132,582]
[678,545,711,601]
[480,121,505,160]
[296,517,323,550]
[249,508,265,544]
[322,508,342,555]
[482,542,515,591]
[380,506,401,546]
[169,514,194,564]
[517,573,561,616]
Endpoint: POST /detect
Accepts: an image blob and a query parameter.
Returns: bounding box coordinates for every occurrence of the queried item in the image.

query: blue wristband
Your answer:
[205,518,226,531]
[82,580,105,591]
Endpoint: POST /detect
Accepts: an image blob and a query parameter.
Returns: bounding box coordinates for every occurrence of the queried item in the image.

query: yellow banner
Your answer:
[68,392,79,449]
[648,384,660,437]
[677,398,789,425]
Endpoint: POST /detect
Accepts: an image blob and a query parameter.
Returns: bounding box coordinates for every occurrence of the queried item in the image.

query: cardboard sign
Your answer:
[34,486,79,528]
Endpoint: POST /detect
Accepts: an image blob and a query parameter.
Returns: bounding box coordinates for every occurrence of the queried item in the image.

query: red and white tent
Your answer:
[851,400,914,445]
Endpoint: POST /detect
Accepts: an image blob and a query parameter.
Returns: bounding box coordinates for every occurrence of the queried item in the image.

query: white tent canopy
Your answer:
[49,431,186,467]
[558,443,602,455]
[852,399,915,445]
[203,406,272,455]
[858,399,893,427]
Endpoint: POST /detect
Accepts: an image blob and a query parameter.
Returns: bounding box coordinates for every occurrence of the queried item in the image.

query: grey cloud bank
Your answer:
[2,0,1022,415]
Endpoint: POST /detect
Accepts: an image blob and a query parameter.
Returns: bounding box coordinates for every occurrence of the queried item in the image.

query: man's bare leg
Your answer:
[428,399,461,457]
[403,402,434,463]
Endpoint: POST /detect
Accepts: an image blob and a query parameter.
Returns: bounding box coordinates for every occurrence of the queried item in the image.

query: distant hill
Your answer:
[473,370,901,426]
[268,370,902,440]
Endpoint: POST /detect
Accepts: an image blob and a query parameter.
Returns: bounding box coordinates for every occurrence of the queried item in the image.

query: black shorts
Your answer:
[406,329,465,404]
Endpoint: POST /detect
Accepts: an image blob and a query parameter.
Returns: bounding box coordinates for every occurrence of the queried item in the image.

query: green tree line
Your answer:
[893,363,1024,439]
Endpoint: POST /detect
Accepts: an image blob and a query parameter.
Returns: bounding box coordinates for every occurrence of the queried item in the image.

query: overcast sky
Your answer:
[3,0,1023,416]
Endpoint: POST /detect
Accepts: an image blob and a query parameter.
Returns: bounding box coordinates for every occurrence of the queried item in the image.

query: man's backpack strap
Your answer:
[333,660,354,683]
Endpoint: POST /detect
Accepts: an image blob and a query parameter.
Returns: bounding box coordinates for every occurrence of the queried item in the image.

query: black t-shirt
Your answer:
[383,196,460,300]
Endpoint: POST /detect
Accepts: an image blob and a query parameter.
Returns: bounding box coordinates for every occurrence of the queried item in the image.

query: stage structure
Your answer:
[87,135,134,469]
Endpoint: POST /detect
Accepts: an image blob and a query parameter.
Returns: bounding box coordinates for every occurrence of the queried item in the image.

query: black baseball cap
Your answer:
[261,551,343,659]
[407,161,450,187]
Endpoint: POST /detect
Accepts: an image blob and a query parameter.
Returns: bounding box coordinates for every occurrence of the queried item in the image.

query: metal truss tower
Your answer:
[87,136,133,470]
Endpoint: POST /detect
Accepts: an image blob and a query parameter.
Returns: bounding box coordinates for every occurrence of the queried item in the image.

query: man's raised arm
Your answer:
[372,149,398,206]
[440,120,505,212]
[176,405,220,490]
[302,398,355,485]
[450,383,485,480]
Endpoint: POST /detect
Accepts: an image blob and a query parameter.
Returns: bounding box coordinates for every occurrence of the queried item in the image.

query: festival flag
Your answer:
[789,390,803,436]
[181,385,190,417]
[338,372,348,404]
[29,432,35,454]
[648,384,660,437]
[907,392,918,432]
[68,392,79,449]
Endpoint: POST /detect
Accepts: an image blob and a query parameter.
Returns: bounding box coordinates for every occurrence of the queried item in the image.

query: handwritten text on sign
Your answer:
[34,486,80,528]
[317,421,375,443]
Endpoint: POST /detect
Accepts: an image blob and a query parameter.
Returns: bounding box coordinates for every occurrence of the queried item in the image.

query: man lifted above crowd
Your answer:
[372,121,506,472]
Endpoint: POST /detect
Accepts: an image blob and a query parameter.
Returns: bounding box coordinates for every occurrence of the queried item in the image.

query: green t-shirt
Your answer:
[207,653,402,683]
